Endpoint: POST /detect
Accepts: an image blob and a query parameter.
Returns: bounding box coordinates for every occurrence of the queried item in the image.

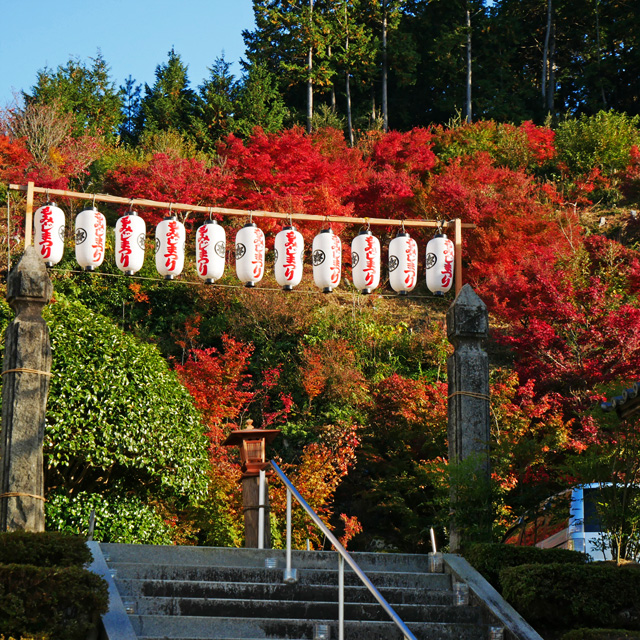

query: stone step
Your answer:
[130,615,488,640]
[131,596,481,624]
[117,578,455,605]
[101,543,431,574]
[110,563,451,590]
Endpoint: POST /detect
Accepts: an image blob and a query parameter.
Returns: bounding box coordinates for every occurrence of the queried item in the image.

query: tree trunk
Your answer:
[542,0,552,109]
[594,0,607,108]
[465,4,472,123]
[327,45,336,112]
[371,85,377,124]
[382,0,389,132]
[307,0,314,133]
[547,16,556,114]
[345,12,354,147]
[346,72,354,146]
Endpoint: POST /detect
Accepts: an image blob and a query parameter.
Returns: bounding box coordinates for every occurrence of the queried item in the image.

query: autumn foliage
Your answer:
[3,112,640,551]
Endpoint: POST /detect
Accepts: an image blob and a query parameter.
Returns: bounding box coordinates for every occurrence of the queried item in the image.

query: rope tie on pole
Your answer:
[447,391,490,401]
[0,492,46,502]
[2,368,53,377]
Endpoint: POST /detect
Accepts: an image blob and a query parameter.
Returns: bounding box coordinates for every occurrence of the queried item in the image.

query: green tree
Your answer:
[555,110,640,176]
[0,295,209,543]
[193,56,238,151]
[328,0,377,143]
[243,0,338,127]
[234,62,290,137]
[26,51,123,142]
[569,401,640,563]
[141,48,198,136]
[119,75,143,145]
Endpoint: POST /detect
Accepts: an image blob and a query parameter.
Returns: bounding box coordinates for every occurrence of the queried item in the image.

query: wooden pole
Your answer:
[8,184,475,232]
[454,218,463,296]
[24,182,34,248]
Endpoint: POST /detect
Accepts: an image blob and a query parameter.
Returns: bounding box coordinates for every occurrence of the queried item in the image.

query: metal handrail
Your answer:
[267,460,417,640]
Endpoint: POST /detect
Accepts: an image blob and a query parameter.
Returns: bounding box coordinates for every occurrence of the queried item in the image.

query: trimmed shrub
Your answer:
[0,531,92,567]
[465,542,588,589]
[561,630,640,640]
[0,564,108,640]
[501,563,640,632]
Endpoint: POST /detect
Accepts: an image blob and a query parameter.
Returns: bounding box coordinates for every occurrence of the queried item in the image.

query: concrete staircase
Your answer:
[89,543,540,640]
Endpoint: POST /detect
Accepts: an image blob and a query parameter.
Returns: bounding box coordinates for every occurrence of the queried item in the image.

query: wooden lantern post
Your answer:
[223,420,280,548]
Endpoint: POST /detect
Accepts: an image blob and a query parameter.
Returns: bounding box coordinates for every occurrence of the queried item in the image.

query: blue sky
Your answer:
[0,0,256,108]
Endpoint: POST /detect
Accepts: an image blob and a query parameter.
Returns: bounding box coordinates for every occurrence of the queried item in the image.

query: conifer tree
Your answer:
[119,75,142,145]
[26,51,123,141]
[234,62,289,137]
[141,48,197,136]
[193,56,238,151]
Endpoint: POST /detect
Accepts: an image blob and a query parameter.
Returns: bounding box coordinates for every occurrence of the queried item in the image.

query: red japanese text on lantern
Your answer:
[252,232,265,279]
[363,235,377,286]
[283,230,298,281]
[330,236,341,284]
[93,216,105,262]
[165,220,180,271]
[441,240,454,288]
[197,227,210,276]
[118,216,133,268]
[404,240,417,288]
[38,206,54,259]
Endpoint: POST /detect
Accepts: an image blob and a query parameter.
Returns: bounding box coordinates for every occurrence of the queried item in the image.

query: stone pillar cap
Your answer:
[447,284,488,339]
[7,247,53,305]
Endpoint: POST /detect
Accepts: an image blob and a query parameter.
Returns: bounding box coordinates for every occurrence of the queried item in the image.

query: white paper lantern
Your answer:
[196,220,226,283]
[34,202,65,267]
[426,232,455,294]
[274,225,304,291]
[115,212,146,275]
[312,228,341,293]
[389,232,418,295]
[235,222,265,287]
[75,207,106,271]
[155,216,186,280]
[351,229,381,294]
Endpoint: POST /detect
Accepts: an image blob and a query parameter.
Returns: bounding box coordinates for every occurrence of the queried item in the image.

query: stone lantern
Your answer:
[223,420,280,548]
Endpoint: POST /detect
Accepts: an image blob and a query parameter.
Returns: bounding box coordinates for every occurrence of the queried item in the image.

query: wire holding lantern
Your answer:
[8,182,473,296]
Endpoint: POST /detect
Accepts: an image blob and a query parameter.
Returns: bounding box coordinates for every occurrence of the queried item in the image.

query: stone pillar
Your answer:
[0,247,53,532]
[447,284,491,552]
[242,475,271,548]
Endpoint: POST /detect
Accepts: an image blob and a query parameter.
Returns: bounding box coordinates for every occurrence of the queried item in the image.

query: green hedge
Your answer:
[0,532,108,640]
[0,531,92,567]
[501,563,640,632]
[464,542,588,589]
[561,630,640,640]
[0,564,108,640]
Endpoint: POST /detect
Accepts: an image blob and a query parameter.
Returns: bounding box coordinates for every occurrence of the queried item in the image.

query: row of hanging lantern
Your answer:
[34,203,455,295]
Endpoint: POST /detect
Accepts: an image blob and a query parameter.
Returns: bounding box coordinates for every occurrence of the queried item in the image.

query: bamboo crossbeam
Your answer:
[8,183,476,230]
